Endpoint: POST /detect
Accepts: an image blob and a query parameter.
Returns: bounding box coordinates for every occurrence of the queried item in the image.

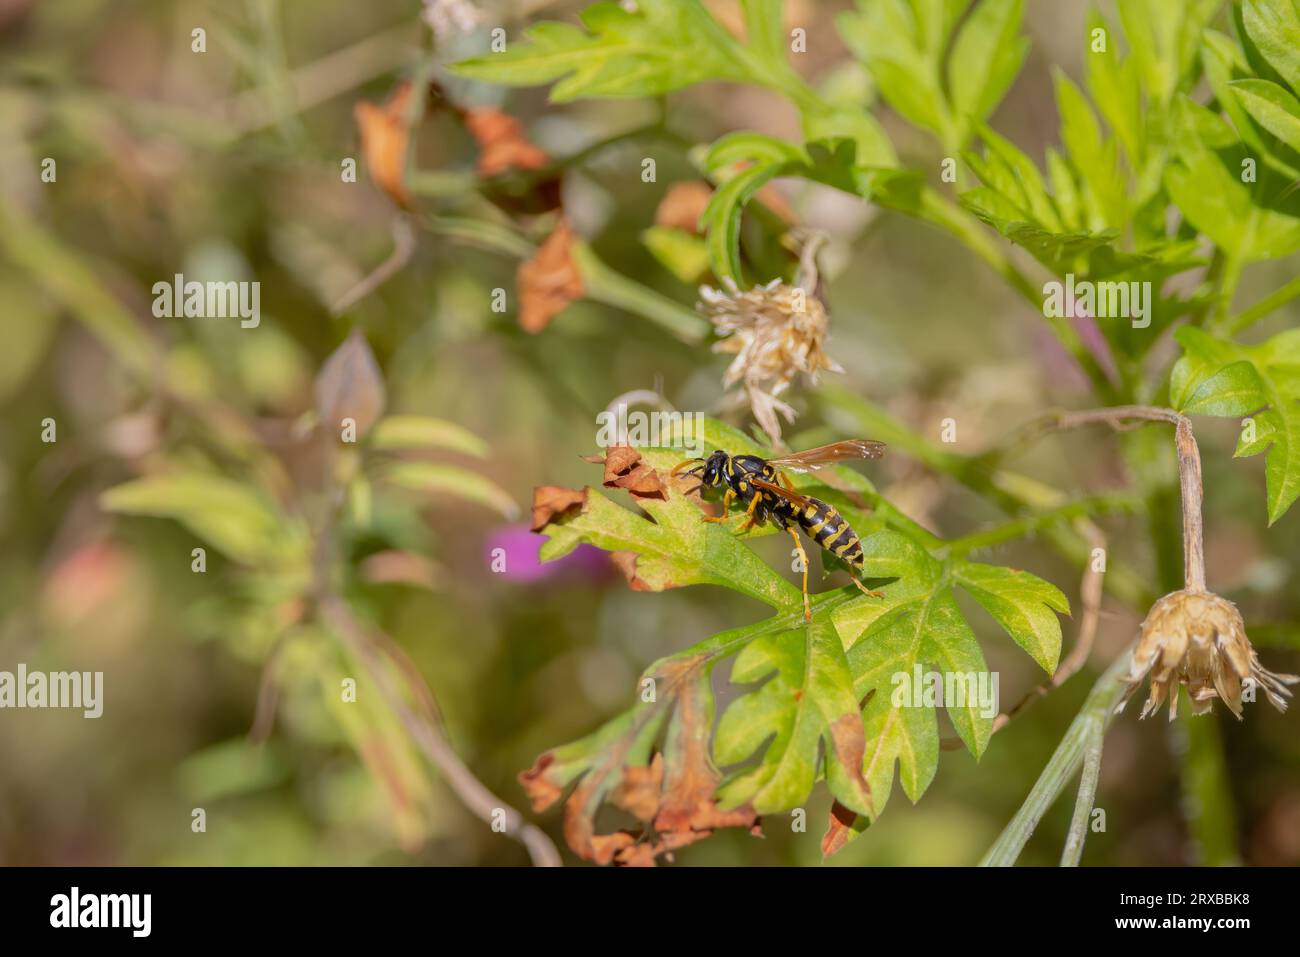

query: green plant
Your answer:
[452,0,1300,864]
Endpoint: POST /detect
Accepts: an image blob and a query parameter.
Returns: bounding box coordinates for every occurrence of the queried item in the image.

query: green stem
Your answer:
[572,242,711,343]
[1224,272,1300,334]
[1174,710,1241,866]
[1060,723,1104,866]
[941,492,1142,557]
[979,649,1132,866]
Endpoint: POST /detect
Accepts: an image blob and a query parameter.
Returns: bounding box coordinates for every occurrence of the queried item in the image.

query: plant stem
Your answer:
[1225,272,1300,334]
[941,491,1140,556]
[1060,721,1104,866]
[572,241,711,343]
[979,648,1132,866]
[1174,711,1241,866]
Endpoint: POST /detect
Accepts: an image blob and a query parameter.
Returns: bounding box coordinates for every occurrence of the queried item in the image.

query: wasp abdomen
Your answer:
[797,498,864,569]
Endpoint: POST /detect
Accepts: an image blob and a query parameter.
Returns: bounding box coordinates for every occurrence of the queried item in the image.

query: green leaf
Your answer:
[1054,69,1125,229]
[830,530,1065,817]
[947,0,1029,128]
[837,1,952,142]
[1231,78,1300,155]
[1165,97,1300,262]
[1084,12,1144,171]
[380,461,519,519]
[700,159,794,286]
[740,0,786,66]
[641,226,711,283]
[100,472,307,567]
[1242,0,1300,93]
[951,561,1068,673]
[716,618,874,817]
[960,186,1121,274]
[369,415,489,457]
[1171,326,1300,523]
[802,106,898,168]
[450,1,750,101]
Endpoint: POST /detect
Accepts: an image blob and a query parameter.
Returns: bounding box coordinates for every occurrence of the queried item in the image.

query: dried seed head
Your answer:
[1121,589,1298,721]
[699,278,843,444]
[422,0,480,38]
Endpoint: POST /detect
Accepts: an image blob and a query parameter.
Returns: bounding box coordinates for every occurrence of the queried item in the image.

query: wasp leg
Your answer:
[787,527,812,622]
[778,472,797,491]
[849,575,885,600]
[737,492,764,532]
[702,488,735,524]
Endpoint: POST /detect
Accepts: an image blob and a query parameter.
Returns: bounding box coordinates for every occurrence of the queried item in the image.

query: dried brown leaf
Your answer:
[585,446,667,500]
[354,81,418,208]
[517,218,584,333]
[529,485,587,533]
[315,329,386,440]
[464,107,550,177]
[820,800,858,858]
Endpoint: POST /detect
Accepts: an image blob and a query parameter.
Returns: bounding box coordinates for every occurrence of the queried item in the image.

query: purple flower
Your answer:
[485,524,611,584]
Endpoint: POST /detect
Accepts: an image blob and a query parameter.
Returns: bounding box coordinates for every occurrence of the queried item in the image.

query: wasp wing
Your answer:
[749,477,813,508]
[767,439,886,473]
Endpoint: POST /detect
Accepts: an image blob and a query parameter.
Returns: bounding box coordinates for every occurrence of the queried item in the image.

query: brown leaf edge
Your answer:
[530,485,587,533]
[519,656,761,866]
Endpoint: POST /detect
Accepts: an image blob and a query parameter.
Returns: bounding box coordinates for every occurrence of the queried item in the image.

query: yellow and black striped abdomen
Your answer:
[796,497,864,569]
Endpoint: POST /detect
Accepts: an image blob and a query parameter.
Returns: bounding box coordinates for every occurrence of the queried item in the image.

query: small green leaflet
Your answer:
[1171,326,1300,524]
[1242,0,1300,93]
[450,1,753,101]
[1231,79,1300,156]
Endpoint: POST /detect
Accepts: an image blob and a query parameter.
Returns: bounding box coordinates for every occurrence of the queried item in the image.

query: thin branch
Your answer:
[1060,720,1105,866]
[308,453,561,866]
[1032,406,1205,593]
[317,591,562,867]
[330,215,418,314]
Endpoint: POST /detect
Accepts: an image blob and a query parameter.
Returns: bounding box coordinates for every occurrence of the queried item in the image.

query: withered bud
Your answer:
[699,278,843,444]
[1120,589,1297,721]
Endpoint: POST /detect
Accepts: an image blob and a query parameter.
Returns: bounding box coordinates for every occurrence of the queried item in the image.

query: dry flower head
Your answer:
[699,277,843,443]
[1121,588,1298,721]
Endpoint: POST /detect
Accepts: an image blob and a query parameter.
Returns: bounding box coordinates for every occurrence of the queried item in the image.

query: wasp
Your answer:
[672,440,887,621]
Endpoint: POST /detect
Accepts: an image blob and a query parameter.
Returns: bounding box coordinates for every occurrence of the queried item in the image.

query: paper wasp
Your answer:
[672,440,886,621]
